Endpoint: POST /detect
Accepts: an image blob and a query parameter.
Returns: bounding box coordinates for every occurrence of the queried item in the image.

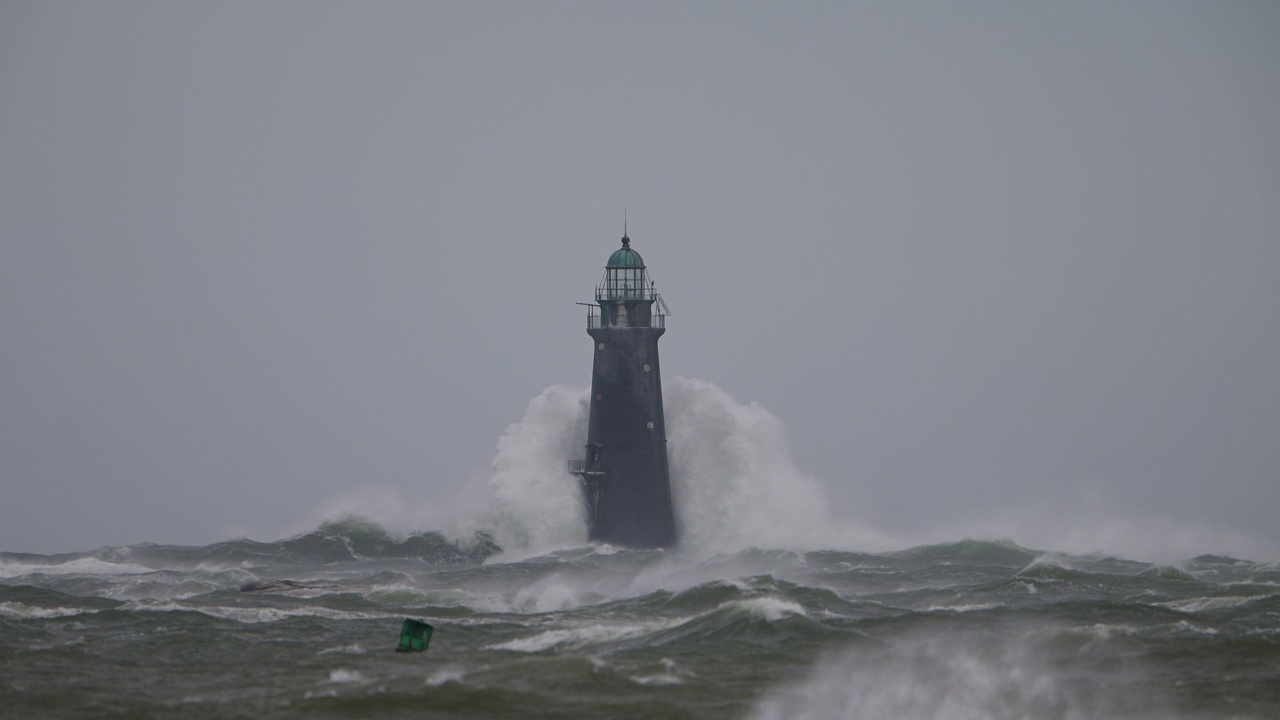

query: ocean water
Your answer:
[2,526,1278,719]
[4,379,1278,718]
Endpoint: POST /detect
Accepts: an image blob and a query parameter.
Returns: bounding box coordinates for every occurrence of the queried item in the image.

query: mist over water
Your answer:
[748,632,1174,720]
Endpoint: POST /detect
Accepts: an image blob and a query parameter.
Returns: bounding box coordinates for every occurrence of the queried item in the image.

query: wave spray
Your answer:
[477,377,882,557]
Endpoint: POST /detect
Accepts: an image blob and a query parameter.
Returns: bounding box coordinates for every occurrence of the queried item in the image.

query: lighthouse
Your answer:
[569,232,676,548]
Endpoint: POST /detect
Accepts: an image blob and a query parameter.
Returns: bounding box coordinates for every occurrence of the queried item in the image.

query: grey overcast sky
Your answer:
[2,2,1277,557]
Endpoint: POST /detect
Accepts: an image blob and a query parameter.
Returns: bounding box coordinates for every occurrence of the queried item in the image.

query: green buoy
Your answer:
[396,618,433,653]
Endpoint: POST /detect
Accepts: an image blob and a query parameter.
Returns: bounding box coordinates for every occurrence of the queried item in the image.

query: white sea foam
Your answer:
[0,602,100,620]
[1170,620,1219,636]
[365,583,472,607]
[318,643,368,655]
[100,575,242,602]
[120,600,400,624]
[0,557,152,578]
[1158,595,1263,613]
[925,603,1002,614]
[631,672,683,686]
[327,669,362,683]
[630,657,686,686]
[739,596,807,621]
[488,619,676,653]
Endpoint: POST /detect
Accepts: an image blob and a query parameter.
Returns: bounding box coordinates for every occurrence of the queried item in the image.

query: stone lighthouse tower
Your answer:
[569,232,676,548]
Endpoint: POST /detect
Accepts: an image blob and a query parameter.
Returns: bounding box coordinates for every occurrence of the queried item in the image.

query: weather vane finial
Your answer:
[623,209,629,246]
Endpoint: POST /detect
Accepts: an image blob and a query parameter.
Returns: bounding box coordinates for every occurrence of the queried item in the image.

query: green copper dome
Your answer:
[606,236,645,269]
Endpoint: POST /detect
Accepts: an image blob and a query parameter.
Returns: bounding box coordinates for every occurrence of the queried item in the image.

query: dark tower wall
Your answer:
[572,237,676,548]
[584,324,675,547]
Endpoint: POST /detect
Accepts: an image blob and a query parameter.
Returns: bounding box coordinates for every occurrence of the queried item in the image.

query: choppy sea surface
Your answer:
[2,519,1278,719]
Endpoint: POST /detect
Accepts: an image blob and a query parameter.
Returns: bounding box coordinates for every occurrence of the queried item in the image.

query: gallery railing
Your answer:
[586,312,665,329]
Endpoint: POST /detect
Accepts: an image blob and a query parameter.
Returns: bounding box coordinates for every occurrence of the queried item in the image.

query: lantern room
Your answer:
[598,235,651,301]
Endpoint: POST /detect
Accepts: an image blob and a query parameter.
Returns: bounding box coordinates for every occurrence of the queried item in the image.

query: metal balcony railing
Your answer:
[568,459,603,476]
[586,313,665,329]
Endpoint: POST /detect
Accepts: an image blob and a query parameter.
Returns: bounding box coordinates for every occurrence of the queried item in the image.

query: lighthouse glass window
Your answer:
[611,268,641,298]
